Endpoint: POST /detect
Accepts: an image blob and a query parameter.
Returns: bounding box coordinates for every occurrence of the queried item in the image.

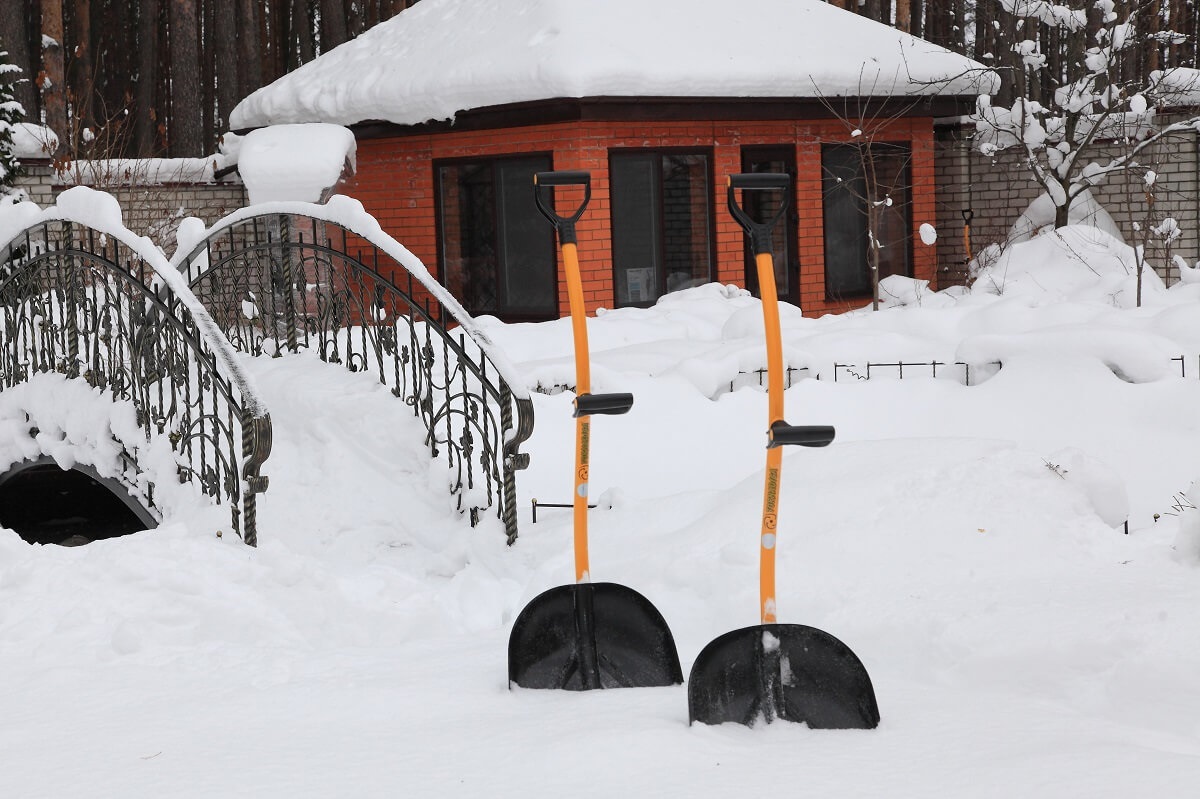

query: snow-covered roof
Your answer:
[231,0,998,130]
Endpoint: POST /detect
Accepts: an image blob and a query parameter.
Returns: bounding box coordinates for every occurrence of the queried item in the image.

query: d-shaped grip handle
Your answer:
[727,173,790,255]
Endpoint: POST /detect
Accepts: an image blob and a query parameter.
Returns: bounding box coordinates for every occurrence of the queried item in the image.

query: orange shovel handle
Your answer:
[563,240,593,583]
[728,174,835,625]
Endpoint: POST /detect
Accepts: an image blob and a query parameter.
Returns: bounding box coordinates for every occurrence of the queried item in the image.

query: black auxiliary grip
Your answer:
[535,170,590,187]
[728,172,790,191]
[573,392,634,418]
[767,421,835,448]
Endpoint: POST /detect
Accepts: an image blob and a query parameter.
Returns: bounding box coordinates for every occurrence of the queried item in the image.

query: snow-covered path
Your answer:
[2,327,1198,795]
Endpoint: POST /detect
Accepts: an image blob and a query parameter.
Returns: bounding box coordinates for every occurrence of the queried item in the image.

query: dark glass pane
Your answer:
[822,143,912,300]
[611,153,662,305]
[437,157,555,320]
[497,157,555,314]
[439,162,498,314]
[661,154,711,294]
[742,153,791,296]
[822,145,871,297]
[870,144,912,283]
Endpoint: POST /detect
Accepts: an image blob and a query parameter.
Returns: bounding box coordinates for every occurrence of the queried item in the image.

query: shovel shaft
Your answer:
[563,240,592,583]
[756,250,784,623]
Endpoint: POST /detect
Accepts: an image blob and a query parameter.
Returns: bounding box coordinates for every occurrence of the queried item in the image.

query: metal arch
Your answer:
[179,211,535,543]
[0,456,160,532]
[0,218,272,546]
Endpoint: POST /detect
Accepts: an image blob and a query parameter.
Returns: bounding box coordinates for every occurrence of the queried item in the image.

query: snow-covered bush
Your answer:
[0,46,25,194]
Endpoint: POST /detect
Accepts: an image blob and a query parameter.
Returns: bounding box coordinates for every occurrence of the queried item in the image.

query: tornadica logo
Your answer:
[763,468,780,531]
[577,422,591,488]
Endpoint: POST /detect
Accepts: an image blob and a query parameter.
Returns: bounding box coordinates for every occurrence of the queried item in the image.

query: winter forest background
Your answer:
[3,0,1200,163]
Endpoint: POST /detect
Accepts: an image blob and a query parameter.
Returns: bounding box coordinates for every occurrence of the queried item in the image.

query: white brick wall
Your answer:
[13,160,248,256]
[934,115,1200,287]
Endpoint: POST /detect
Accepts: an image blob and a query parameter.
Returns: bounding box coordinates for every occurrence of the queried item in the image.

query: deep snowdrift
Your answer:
[1,226,1198,796]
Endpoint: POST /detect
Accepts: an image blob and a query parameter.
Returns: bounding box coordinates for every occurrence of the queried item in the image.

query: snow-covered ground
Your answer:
[2,224,1199,796]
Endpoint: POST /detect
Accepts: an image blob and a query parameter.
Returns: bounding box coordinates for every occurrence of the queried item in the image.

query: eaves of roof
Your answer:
[322,94,980,140]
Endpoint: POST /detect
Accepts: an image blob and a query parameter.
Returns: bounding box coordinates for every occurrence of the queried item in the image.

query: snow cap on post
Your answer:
[238,124,356,205]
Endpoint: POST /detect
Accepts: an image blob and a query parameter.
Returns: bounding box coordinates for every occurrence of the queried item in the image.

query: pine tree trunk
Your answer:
[201,0,215,147]
[169,0,203,155]
[70,0,96,146]
[134,0,160,155]
[320,0,347,52]
[236,0,262,101]
[952,0,966,54]
[973,0,992,63]
[266,0,286,80]
[0,3,37,116]
[292,0,315,65]
[104,0,136,152]
[42,0,68,159]
[895,0,911,33]
[214,0,238,129]
[346,0,364,38]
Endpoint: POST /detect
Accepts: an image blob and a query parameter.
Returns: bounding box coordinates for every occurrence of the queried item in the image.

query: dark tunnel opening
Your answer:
[0,463,156,546]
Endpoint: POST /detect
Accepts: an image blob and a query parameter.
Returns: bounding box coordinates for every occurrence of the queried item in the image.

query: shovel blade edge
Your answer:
[688,623,880,729]
[508,582,683,690]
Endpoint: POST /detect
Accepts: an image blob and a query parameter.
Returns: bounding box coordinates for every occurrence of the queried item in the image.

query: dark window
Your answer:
[436,156,557,320]
[610,151,713,307]
[741,146,799,305]
[821,143,912,300]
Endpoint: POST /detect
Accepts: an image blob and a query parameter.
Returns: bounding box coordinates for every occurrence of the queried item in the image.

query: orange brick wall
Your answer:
[345,117,939,318]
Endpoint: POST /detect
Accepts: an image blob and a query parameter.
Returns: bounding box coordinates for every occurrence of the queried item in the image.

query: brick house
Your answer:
[232,0,993,321]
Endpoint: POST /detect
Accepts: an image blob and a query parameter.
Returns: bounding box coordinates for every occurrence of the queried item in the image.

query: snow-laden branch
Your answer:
[969,0,1200,226]
[1001,0,1087,32]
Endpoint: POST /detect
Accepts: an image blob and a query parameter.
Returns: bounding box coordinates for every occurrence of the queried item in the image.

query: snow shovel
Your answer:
[687,174,880,728]
[507,170,683,690]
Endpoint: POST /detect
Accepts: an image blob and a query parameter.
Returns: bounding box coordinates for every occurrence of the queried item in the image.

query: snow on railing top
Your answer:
[168,194,531,401]
[0,187,269,418]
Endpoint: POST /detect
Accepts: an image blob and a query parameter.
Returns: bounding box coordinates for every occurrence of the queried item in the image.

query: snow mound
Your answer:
[1044,447,1129,528]
[970,225,1163,307]
[1008,189,1125,246]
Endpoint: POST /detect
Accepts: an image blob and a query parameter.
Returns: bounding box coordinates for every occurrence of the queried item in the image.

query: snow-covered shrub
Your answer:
[0,47,25,194]
[969,224,1164,307]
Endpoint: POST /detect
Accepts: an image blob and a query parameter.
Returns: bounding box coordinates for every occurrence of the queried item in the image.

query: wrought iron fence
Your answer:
[734,361,996,388]
[175,209,534,543]
[530,361,999,399]
[0,218,272,545]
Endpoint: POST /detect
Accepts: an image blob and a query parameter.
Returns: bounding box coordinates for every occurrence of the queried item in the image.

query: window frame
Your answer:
[820,141,914,302]
[433,152,558,322]
[740,145,801,306]
[608,147,716,308]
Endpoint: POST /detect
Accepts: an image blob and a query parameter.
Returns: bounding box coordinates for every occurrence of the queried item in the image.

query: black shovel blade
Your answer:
[688,623,880,728]
[508,582,683,690]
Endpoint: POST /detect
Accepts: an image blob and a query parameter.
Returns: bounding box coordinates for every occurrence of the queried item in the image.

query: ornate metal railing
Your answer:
[174,203,534,543]
[0,210,272,545]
